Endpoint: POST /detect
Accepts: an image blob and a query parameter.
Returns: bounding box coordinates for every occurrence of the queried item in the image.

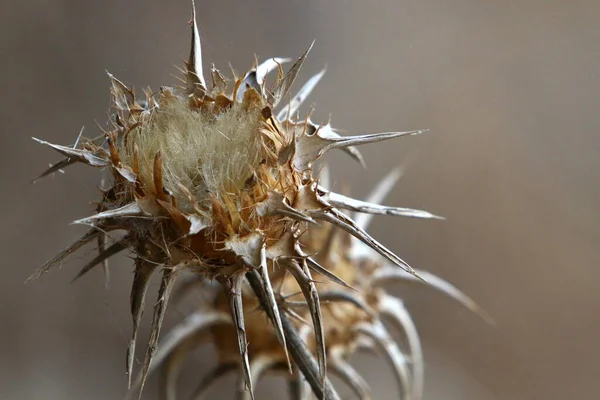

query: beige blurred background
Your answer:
[2,0,599,399]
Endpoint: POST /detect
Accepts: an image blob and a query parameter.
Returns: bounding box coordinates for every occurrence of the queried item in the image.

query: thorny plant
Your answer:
[29,2,491,399]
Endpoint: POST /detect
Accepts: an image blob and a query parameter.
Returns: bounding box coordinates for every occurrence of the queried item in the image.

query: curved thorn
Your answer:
[70,236,129,283]
[189,364,237,400]
[271,41,315,107]
[355,320,412,400]
[225,272,254,399]
[127,258,158,388]
[306,257,356,291]
[128,310,231,399]
[311,209,423,281]
[329,347,373,400]
[26,228,102,282]
[378,295,423,400]
[285,259,326,384]
[137,266,181,400]
[372,266,494,325]
[318,290,374,317]
[256,57,292,85]
[342,145,367,169]
[236,58,291,102]
[284,307,311,325]
[277,67,326,121]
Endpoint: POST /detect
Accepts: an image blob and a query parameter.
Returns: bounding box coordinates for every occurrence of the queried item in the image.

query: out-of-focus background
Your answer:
[2,0,599,399]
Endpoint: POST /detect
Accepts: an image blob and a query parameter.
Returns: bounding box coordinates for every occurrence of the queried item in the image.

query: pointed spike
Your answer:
[225,272,254,399]
[328,128,428,150]
[97,233,111,289]
[355,320,412,400]
[318,290,374,317]
[26,228,102,282]
[378,294,424,400]
[285,259,326,384]
[210,64,228,93]
[256,57,292,85]
[190,364,237,400]
[372,266,495,325]
[70,236,129,283]
[322,190,444,220]
[277,208,317,224]
[31,157,77,183]
[305,257,355,291]
[284,306,312,326]
[329,347,373,400]
[271,41,315,107]
[237,355,278,400]
[354,167,404,230]
[253,244,291,371]
[127,258,158,388]
[341,145,367,169]
[187,0,207,96]
[128,309,231,396]
[32,137,108,167]
[311,208,423,281]
[73,202,143,225]
[235,57,290,102]
[137,266,181,400]
[276,67,326,121]
[106,70,135,110]
[295,124,427,170]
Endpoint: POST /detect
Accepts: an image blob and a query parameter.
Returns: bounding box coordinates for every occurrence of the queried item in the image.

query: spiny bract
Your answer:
[30,2,488,400]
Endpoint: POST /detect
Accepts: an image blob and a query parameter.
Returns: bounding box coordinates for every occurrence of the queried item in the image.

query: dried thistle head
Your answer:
[140,169,492,400]
[30,2,487,399]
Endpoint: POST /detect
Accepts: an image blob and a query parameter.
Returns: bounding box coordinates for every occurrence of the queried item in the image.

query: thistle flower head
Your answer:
[30,3,488,399]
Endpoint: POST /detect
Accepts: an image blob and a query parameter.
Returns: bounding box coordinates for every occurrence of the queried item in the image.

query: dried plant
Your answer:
[29,2,489,399]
